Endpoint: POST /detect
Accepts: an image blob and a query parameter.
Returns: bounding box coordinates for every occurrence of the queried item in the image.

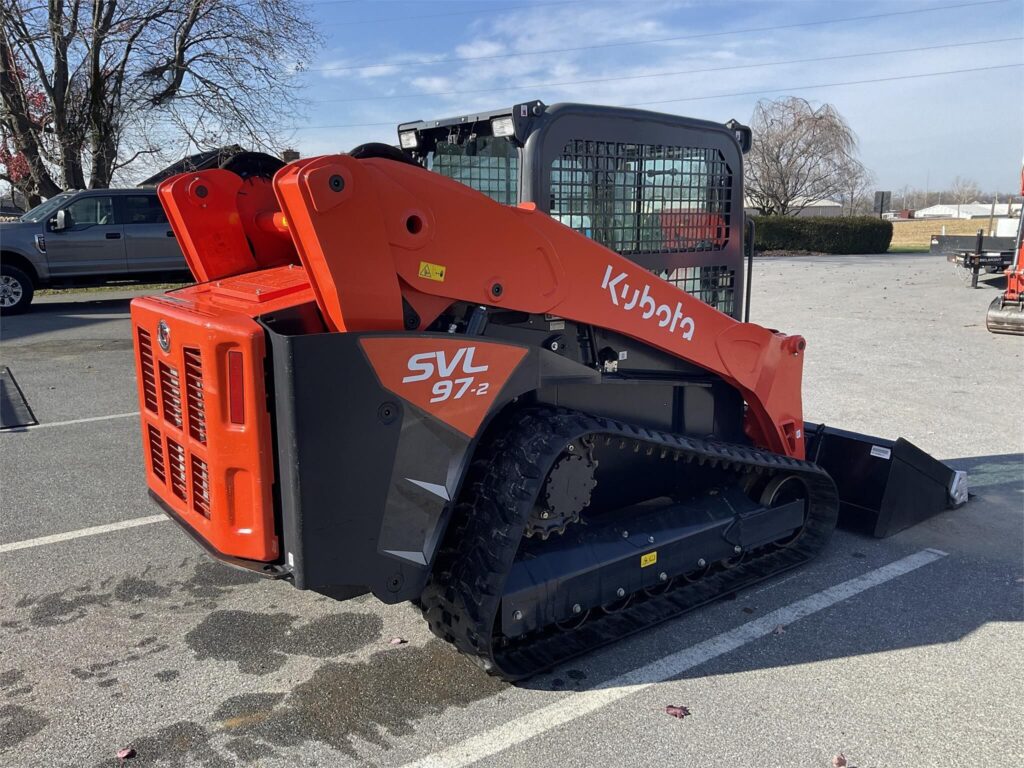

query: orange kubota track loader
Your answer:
[131,102,966,679]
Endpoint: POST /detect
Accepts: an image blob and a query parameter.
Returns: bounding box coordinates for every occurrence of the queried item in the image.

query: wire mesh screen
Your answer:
[664,266,736,316]
[429,137,518,205]
[549,140,732,255]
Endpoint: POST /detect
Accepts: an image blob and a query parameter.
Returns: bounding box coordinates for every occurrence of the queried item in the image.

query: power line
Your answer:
[309,37,1022,103]
[306,0,1009,73]
[287,63,1023,131]
[627,63,1023,107]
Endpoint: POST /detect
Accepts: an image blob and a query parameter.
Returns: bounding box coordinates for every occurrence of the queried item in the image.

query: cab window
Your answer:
[124,195,168,225]
[63,196,115,229]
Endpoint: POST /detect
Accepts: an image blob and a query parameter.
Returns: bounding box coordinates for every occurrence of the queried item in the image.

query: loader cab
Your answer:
[398,100,752,320]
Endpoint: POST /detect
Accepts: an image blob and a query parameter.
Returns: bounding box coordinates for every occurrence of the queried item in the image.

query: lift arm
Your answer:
[162,155,809,459]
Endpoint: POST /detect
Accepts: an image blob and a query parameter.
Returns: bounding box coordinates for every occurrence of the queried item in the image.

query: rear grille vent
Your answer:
[183,348,207,444]
[137,329,158,413]
[159,362,183,429]
[166,438,187,501]
[191,455,211,518]
[148,425,165,482]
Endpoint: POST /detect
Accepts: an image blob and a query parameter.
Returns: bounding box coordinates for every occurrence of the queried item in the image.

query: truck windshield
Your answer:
[427,136,518,205]
[20,193,75,223]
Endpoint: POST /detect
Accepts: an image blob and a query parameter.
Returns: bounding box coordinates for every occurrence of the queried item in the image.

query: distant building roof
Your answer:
[743,197,841,210]
[915,202,1022,219]
[137,145,245,187]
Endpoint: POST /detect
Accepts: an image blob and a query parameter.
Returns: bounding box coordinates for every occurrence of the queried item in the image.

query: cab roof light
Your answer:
[491,116,515,138]
[399,131,418,150]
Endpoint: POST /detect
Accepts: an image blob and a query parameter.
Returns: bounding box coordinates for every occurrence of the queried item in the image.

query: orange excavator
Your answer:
[985,167,1024,335]
[130,102,965,679]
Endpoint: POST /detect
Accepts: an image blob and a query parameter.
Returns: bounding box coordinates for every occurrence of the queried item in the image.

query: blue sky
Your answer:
[286,0,1023,193]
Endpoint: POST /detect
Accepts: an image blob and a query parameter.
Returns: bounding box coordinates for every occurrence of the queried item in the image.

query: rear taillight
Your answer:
[227,350,245,425]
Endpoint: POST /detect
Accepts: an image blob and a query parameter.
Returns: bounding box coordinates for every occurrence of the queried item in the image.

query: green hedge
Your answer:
[752,215,893,254]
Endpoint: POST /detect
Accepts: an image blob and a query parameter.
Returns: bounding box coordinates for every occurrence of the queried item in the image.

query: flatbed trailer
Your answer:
[933,231,1016,288]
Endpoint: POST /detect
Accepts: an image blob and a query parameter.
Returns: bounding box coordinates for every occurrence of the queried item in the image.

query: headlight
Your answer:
[399,131,418,150]
[491,116,515,138]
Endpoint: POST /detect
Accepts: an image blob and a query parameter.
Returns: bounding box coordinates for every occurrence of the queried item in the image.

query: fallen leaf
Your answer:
[664,705,690,719]
[388,637,407,646]
[832,753,847,767]
[741,607,754,614]
[772,624,786,635]
[116,747,136,761]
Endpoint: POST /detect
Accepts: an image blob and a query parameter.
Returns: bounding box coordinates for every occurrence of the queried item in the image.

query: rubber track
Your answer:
[420,407,839,680]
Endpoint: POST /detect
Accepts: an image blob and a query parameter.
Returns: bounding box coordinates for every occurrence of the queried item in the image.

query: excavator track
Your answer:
[420,407,839,681]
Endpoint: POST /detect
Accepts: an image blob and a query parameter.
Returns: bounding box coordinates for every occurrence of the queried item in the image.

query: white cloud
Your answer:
[299,1,1023,190]
[409,76,455,93]
[454,39,506,59]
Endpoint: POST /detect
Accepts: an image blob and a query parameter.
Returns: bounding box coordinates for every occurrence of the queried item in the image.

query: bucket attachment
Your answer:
[986,295,1024,336]
[805,424,967,538]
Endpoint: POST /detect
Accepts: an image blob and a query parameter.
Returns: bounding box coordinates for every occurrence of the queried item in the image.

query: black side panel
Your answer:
[806,424,961,538]
[265,327,601,603]
[269,331,408,598]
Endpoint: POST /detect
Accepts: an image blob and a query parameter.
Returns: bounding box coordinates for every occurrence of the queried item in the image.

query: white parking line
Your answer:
[4,411,140,431]
[403,548,948,768]
[0,514,168,554]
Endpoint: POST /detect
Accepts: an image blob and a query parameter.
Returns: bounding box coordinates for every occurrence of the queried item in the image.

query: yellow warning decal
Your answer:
[418,261,446,282]
[640,551,657,568]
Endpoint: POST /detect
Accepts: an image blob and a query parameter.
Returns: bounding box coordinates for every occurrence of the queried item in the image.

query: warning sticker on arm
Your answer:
[418,261,446,282]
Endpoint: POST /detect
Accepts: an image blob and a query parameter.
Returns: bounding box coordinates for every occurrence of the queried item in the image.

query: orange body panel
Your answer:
[659,211,728,251]
[1005,168,1024,301]
[274,155,807,459]
[131,266,314,561]
[361,337,528,437]
[158,170,298,282]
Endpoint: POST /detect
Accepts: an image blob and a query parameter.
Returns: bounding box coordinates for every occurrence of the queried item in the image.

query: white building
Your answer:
[914,202,1022,219]
[743,197,843,218]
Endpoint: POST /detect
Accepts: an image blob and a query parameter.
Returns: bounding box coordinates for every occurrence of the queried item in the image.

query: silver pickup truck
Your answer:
[0,188,188,314]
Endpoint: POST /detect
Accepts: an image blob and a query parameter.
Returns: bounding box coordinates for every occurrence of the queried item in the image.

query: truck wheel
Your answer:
[0,264,34,315]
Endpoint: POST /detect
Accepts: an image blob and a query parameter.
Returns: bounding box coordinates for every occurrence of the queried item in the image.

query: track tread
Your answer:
[420,407,838,680]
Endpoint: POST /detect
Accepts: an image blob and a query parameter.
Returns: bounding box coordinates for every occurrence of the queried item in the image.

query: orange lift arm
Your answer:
[161,155,809,459]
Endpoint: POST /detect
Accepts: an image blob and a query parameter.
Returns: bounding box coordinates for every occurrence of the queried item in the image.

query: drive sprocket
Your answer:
[526,439,597,539]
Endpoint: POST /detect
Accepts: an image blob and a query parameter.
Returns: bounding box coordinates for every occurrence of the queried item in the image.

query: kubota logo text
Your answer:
[403,347,491,403]
[601,265,695,341]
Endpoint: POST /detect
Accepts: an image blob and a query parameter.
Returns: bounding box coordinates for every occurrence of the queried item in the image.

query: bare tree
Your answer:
[898,184,912,210]
[836,163,874,217]
[745,96,866,216]
[949,175,981,215]
[0,0,319,201]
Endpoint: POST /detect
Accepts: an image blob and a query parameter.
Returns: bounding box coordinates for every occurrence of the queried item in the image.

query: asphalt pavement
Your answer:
[1,256,1021,768]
